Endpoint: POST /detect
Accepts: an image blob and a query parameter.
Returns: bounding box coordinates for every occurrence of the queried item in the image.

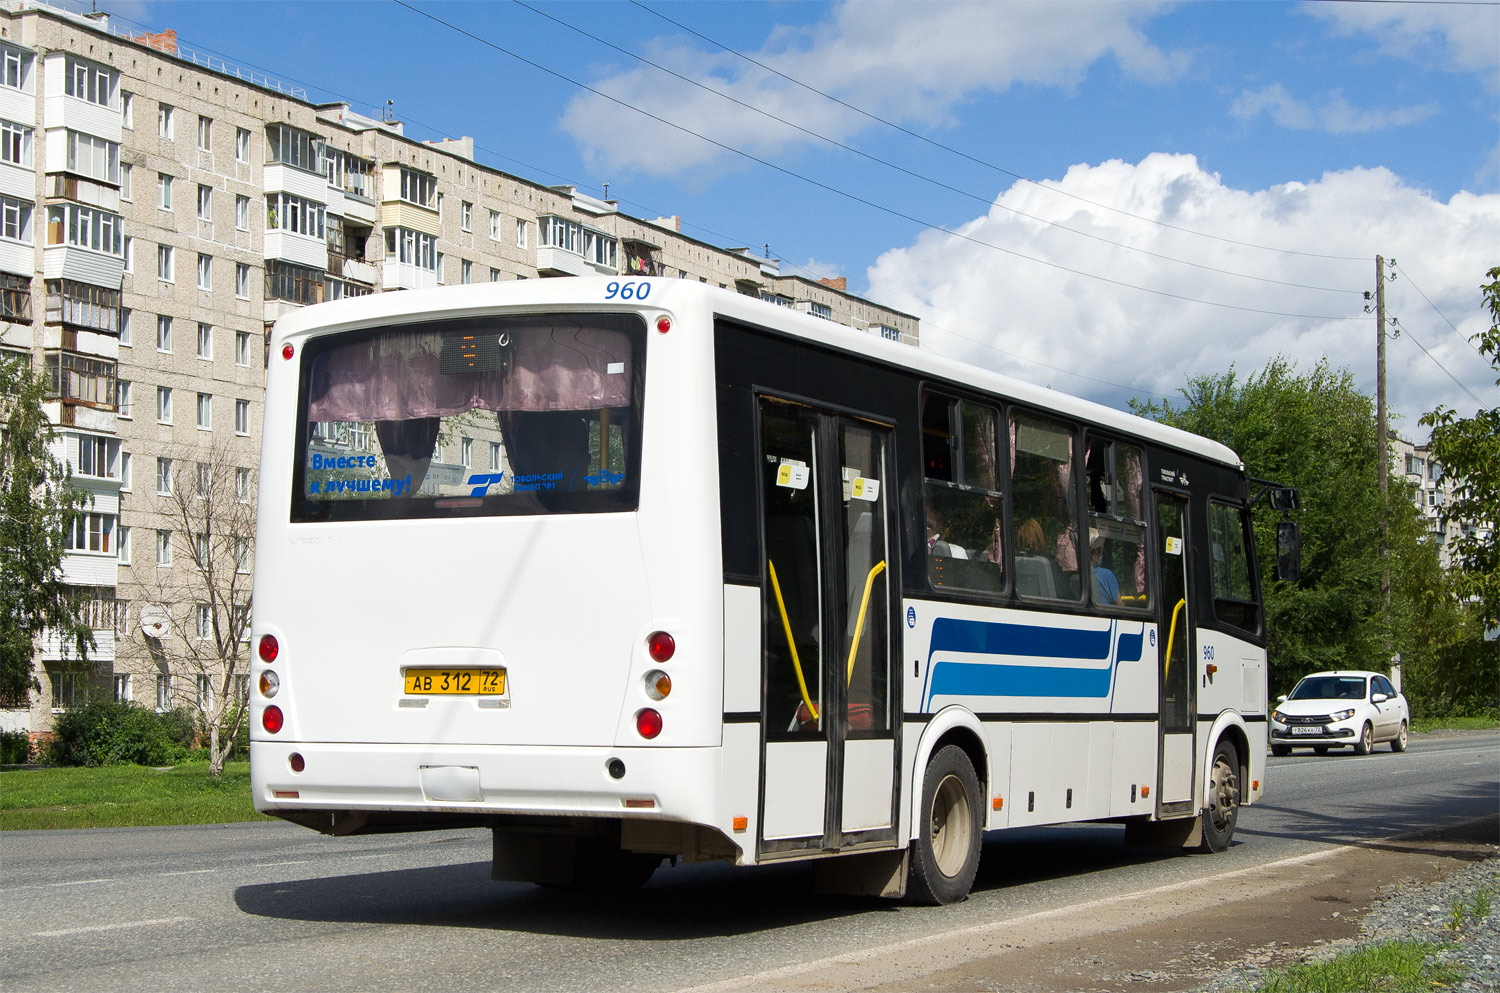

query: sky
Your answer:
[104,0,1499,434]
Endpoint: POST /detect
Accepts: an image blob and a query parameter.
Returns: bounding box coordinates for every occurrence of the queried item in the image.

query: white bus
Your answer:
[251,278,1291,903]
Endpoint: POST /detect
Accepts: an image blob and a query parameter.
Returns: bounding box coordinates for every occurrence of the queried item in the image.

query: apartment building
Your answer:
[0,2,920,736]
[1390,436,1490,572]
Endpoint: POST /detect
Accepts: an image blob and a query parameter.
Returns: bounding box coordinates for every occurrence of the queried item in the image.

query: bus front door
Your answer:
[1154,492,1197,817]
[757,397,899,858]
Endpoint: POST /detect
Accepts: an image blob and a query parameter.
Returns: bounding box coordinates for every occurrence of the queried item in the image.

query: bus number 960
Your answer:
[605,281,651,301]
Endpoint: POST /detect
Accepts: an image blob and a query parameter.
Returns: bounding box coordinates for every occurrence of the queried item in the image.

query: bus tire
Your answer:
[1200,738,1240,853]
[1391,721,1408,753]
[907,744,982,905]
[1354,722,1373,755]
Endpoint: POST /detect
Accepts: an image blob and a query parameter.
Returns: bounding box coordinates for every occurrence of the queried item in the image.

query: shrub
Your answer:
[47,700,193,767]
[0,728,31,764]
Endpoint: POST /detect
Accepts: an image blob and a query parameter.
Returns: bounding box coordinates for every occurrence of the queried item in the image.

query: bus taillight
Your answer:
[262,705,284,734]
[258,634,279,663]
[635,708,662,739]
[647,631,675,663]
[259,671,280,698]
[644,670,671,700]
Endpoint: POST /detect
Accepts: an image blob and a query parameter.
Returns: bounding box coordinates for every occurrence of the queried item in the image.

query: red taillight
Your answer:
[656,316,671,334]
[636,708,662,739]
[647,631,675,663]
[289,752,305,773]
[281,343,294,360]
[262,705,284,734]
[258,634,279,663]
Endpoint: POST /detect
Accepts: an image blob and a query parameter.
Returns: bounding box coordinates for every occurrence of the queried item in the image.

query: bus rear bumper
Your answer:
[250,740,725,828]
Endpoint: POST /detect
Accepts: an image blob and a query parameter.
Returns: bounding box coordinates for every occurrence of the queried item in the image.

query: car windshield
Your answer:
[1288,676,1367,701]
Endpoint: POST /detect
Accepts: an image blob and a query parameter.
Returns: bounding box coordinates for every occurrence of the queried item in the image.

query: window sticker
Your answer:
[776,460,810,490]
[1164,536,1183,556]
[850,476,880,502]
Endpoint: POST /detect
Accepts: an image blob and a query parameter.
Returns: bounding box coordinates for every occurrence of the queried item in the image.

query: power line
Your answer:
[1389,316,1487,406]
[393,1,1367,322]
[512,0,1361,297]
[627,0,1371,263]
[1391,261,1488,362]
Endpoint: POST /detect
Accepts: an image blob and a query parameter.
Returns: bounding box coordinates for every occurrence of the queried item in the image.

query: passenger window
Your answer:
[1083,437,1148,609]
[1208,501,1260,634]
[1009,411,1079,601]
[921,391,1004,593]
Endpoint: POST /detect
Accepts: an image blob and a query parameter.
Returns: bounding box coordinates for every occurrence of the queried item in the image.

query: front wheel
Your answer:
[906,744,982,905]
[1200,738,1241,853]
[1391,721,1408,752]
[1354,722,1374,755]
[1270,744,1291,757]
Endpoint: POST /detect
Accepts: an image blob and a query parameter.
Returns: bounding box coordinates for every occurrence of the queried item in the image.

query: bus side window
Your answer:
[1010,411,1079,601]
[1084,436,1148,609]
[921,391,1004,594]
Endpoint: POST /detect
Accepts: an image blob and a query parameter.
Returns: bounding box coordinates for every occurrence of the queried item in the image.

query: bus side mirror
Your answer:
[1276,521,1302,582]
[1269,487,1300,512]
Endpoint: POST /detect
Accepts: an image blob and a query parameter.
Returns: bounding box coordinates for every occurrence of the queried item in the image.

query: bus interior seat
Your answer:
[1015,555,1063,599]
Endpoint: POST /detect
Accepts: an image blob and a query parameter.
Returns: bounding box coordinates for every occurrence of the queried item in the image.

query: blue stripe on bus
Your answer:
[927,660,1114,700]
[928,617,1112,660]
[924,617,1118,707]
[1116,627,1144,663]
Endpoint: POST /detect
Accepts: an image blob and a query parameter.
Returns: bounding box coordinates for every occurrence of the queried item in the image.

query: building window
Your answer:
[116,379,131,418]
[539,216,617,269]
[76,434,118,478]
[383,227,436,270]
[878,325,901,341]
[266,123,325,174]
[66,130,118,182]
[235,398,250,436]
[0,272,29,321]
[119,308,131,346]
[490,267,500,282]
[43,352,115,406]
[120,90,132,128]
[157,172,173,210]
[122,236,132,273]
[489,441,502,471]
[264,260,323,306]
[398,168,437,208]
[236,539,250,574]
[45,280,120,334]
[156,458,173,496]
[65,510,115,553]
[196,184,211,220]
[266,192,325,240]
[0,195,32,246]
[155,529,173,566]
[488,210,501,240]
[516,218,528,248]
[44,203,122,255]
[51,670,84,711]
[235,331,251,367]
[0,119,33,167]
[119,162,131,200]
[435,251,444,284]
[196,463,212,497]
[114,673,132,703]
[156,674,172,711]
[197,115,212,151]
[157,315,172,352]
[461,259,472,284]
[810,302,832,320]
[158,103,174,140]
[157,244,174,282]
[236,467,252,503]
[156,386,172,425]
[197,322,213,359]
[460,437,472,467]
[196,392,212,430]
[235,263,250,299]
[117,525,131,565]
[460,201,472,231]
[197,254,211,291]
[65,55,116,108]
[235,127,250,163]
[120,451,132,490]
[196,606,211,642]
[235,195,249,231]
[1,44,34,93]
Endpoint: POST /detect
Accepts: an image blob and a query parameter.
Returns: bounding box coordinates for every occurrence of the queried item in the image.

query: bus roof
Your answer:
[272,278,1243,471]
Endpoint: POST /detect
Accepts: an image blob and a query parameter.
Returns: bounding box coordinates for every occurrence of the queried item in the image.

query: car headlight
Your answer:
[1332,709,1356,722]
[1271,710,1284,723]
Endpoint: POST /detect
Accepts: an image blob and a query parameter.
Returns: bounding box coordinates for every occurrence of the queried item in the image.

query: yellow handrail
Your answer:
[1163,597,1186,679]
[767,560,818,721]
[846,561,887,685]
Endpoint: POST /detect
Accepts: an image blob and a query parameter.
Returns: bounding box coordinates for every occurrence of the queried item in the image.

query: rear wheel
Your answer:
[1354,722,1374,755]
[1200,738,1241,853]
[1270,744,1291,757]
[1313,746,1329,755]
[906,745,982,905]
[1391,721,1408,753]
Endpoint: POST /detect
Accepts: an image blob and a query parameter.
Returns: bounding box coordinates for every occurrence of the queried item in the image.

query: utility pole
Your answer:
[1375,255,1390,611]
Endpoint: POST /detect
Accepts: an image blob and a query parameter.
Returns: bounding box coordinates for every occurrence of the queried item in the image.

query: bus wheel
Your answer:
[1391,721,1408,753]
[1354,723,1374,755]
[1200,739,1240,853]
[907,744,982,905]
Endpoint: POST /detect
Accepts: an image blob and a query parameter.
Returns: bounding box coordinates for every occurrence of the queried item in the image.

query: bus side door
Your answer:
[1154,490,1198,816]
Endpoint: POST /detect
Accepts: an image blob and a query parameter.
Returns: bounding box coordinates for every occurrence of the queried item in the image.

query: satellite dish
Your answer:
[139,605,168,639]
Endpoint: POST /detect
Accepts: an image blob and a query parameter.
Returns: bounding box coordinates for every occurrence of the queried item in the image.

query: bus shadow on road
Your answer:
[232,823,1178,938]
[1237,780,1499,857]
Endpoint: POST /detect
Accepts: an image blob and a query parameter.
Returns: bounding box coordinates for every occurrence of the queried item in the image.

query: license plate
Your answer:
[1290,726,1323,736]
[404,668,505,695]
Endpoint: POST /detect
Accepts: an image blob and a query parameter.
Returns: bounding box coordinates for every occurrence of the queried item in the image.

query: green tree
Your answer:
[1419,266,1500,632]
[1131,358,1430,694]
[0,355,93,705]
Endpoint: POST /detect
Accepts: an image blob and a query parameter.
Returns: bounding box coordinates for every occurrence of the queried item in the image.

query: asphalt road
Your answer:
[1,732,1495,993]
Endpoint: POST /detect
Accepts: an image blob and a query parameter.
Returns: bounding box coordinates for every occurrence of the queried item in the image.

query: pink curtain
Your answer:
[308,325,632,422]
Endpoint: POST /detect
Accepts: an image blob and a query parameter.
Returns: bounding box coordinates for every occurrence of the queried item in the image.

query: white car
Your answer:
[1270,670,1410,756]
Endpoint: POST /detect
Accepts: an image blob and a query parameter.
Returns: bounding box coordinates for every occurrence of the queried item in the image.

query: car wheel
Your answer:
[1200,738,1241,853]
[1271,744,1291,757]
[1391,721,1408,753]
[1313,746,1329,755]
[906,744,982,905]
[1354,722,1373,755]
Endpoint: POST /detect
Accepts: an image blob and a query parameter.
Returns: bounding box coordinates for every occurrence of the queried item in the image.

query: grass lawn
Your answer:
[0,761,270,831]
[1412,715,1499,733]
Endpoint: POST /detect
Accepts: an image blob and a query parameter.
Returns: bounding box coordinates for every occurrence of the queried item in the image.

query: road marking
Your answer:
[50,878,114,887]
[159,869,215,877]
[34,916,194,938]
[251,859,314,868]
[349,853,394,860]
[670,845,1355,993]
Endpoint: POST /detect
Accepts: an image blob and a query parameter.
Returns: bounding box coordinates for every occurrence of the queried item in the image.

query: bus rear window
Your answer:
[291,313,645,522]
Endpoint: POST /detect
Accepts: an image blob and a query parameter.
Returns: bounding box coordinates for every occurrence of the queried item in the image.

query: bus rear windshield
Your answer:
[291,313,645,522]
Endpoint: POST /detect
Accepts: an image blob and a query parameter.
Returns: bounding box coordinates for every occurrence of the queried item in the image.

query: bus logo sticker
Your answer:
[466,472,506,497]
[907,606,916,629]
[775,461,810,490]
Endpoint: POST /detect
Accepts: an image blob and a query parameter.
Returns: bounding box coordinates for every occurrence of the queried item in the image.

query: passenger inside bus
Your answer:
[1091,534,1120,605]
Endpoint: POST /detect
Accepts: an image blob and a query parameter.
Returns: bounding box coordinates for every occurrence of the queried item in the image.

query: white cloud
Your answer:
[1231,84,1439,134]
[560,1,1182,178]
[1306,4,1500,91]
[864,154,1500,432]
